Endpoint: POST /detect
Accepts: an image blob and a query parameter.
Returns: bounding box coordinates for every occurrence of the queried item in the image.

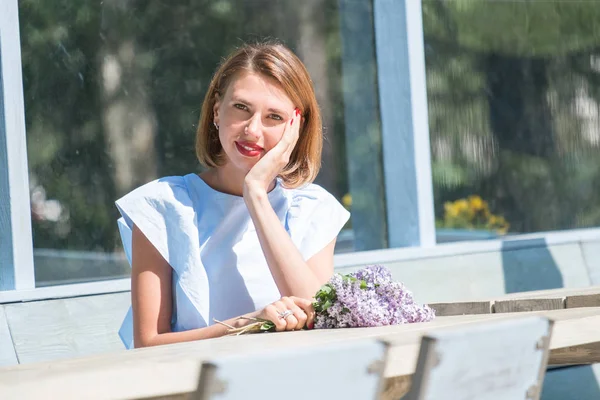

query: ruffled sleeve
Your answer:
[116,176,195,277]
[286,184,351,260]
[115,176,210,349]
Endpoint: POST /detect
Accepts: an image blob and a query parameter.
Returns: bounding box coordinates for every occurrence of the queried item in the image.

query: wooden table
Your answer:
[1,306,599,400]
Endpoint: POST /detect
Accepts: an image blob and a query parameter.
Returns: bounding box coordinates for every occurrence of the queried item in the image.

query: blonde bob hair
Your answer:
[196,42,322,188]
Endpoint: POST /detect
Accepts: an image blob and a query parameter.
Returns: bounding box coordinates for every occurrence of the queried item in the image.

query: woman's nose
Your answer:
[245,114,262,139]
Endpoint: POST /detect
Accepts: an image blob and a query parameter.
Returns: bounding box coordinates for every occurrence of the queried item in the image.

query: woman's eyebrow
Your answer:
[231,96,250,105]
[267,107,287,116]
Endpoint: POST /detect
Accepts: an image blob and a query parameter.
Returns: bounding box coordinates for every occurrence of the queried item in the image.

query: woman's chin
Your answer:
[232,159,257,174]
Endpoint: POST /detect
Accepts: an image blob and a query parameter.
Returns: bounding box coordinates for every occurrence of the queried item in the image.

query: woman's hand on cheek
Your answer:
[243,108,301,197]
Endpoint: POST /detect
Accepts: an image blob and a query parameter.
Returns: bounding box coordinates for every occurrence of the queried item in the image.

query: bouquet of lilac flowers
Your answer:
[223,265,435,335]
[313,265,435,328]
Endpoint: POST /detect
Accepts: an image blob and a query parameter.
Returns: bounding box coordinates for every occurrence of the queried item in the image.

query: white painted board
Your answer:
[407,316,552,400]
[195,340,388,400]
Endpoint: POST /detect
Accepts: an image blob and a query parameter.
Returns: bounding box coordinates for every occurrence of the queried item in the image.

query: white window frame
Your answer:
[0,0,35,291]
[338,0,435,251]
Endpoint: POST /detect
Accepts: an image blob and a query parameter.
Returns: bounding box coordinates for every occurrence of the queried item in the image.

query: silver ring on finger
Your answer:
[278,309,294,319]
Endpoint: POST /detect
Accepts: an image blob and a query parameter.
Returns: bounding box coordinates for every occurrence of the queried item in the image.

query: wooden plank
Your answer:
[0,0,35,291]
[0,306,17,366]
[194,340,387,400]
[549,343,600,366]
[429,287,600,317]
[546,311,600,365]
[423,287,600,317]
[0,308,598,400]
[380,376,411,400]
[429,301,491,316]
[566,294,600,309]
[493,298,564,313]
[5,293,129,363]
[405,317,552,400]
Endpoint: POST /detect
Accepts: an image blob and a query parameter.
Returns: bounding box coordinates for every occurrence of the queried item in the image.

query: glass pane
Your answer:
[423,0,600,242]
[20,0,383,286]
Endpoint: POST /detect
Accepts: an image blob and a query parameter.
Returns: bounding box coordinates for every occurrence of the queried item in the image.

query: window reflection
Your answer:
[423,1,600,241]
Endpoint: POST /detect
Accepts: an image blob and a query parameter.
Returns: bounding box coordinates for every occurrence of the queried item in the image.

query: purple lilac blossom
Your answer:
[314,265,435,329]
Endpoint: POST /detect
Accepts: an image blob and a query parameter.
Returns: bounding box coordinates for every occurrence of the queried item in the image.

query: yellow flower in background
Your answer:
[440,195,510,235]
[468,195,485,211]
[342,193,352,209]
[444,201,459,218]
[455,199,469,211]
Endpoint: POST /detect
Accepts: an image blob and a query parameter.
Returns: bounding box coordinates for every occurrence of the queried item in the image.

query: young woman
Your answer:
[116,42,350,349]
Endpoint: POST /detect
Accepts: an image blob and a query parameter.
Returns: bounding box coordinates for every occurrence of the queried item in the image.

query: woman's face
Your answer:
[213,71,296,173]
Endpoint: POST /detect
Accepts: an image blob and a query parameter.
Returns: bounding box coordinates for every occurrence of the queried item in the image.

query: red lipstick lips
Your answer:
[235,141,263,157]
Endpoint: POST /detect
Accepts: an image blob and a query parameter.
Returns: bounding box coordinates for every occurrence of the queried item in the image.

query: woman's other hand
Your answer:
[243,108,301,197]
[255,296,315,332]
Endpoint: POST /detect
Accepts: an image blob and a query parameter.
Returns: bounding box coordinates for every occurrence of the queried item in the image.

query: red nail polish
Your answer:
[290,118,294,125]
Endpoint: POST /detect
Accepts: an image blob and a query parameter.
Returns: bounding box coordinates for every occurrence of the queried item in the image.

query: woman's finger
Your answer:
[265,304,287,332]
[281,296,307,330]
[283,314,299,331]
[282,110,301,146]
[267,121,294,168]
[288,109,301,147]
[278,111,301,164]
[290,296,315,329]
[273,300,300,331]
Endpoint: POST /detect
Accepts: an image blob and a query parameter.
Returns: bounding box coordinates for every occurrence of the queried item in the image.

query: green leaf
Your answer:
[260,321,276,331]
[360,280,368,289]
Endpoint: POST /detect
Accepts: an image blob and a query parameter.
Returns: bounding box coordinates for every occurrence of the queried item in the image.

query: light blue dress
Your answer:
[115,173,350,349]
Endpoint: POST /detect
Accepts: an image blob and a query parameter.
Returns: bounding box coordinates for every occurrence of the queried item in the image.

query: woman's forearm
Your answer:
[244,188,322,299]
[136,311,256,348]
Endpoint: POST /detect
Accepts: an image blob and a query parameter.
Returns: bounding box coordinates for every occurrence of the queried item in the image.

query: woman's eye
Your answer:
[269,114,283,121]
[234,103,248,111]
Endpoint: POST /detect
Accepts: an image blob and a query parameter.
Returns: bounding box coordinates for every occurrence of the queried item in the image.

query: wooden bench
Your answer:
[190,317,554,400]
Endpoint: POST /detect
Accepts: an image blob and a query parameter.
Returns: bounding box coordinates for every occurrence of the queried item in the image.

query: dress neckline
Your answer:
[186,173,283,202]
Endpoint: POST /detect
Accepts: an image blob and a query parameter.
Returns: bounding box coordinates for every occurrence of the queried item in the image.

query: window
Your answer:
[19,0,385,286]
[423,1,600,242]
